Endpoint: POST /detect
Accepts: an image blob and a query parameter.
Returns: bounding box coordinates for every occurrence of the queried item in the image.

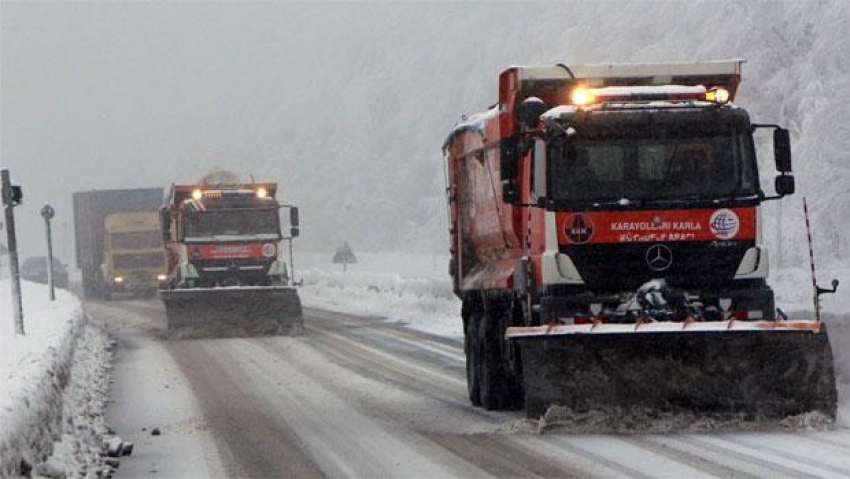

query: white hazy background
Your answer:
[2,0,849,271]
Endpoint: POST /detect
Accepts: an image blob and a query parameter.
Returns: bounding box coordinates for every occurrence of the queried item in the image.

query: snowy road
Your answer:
[88,300,850,478]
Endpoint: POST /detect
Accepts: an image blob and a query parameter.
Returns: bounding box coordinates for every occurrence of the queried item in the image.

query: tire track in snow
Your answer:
[220,338,489,478]
[305,307,466,365]
[425,434,587,478]
[251,320,611,477]
[166,339,325,478]
[674,435,840,477]
[617,436,761,479]
[718,433,850,477]
[516,436,663,479]
[797,431,850,452]
[292,328,475,413]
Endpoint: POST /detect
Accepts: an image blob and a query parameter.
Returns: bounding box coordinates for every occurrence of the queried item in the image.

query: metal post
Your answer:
[288,237,295,286]
[42,204,56,301]
[2,169,24,335]
[802,198,821,322]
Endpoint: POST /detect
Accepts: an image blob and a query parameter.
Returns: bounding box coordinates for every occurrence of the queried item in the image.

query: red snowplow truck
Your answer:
[443,60,837,419]
[159,173,302,338]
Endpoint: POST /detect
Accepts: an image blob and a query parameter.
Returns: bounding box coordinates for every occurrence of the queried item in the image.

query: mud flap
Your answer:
[509,322,837,420]
[159,286,304,339]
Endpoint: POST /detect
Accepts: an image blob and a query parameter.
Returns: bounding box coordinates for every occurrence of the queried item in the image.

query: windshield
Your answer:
[184,209,280,239]
[548,135,759,204]
[111,231,160,250]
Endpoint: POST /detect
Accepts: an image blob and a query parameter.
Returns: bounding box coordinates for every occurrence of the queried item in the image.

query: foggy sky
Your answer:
[2,1,849,267]
[1,1,525,262]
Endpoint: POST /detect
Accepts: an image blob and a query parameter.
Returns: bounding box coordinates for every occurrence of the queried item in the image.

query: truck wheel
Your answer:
[465,313,482,406]
[479,309,523,410]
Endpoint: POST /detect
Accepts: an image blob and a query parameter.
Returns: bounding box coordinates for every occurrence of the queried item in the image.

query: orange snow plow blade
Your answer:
[508,319,837,420]
[159,286,304,339]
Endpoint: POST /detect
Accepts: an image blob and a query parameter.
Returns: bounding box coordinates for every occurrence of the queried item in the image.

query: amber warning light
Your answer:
[569,85,732,106]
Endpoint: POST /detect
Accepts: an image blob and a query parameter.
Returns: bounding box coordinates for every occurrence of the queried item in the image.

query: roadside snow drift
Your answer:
[0,278,114,476]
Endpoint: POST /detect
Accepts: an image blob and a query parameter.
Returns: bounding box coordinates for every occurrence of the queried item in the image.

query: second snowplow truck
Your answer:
[443,60,837,420]
[159,172,302,338]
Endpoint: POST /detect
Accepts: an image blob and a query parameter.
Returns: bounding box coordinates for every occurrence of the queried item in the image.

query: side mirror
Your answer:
[290,207,300,238]
[774,128,792,173]
[517,97,549,130]
[10,185,23,205]
[775,174,795,196]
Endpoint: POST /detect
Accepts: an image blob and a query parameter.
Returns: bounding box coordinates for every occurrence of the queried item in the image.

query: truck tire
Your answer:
[479,309,523,410]
[465,313,482,406]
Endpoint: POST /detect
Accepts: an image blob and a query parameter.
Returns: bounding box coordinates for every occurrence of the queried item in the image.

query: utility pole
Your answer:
[2,168,24,334]
[41,204,56,301]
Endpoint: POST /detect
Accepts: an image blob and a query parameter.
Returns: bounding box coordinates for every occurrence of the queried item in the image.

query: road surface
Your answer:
[88,300,850,478]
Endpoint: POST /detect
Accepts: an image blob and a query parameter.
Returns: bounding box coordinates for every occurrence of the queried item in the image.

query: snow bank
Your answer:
[297,252,462,338]
[299,269,462,338]
[0,278,114,476]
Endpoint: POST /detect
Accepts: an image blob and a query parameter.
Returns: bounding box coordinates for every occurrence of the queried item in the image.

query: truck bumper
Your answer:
[540,282,775,322]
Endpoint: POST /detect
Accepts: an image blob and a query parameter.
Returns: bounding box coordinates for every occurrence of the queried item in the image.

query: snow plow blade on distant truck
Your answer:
[159,173,303,338]
[443,60,837,420]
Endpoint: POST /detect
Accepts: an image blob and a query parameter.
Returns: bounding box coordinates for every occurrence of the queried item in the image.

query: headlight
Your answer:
[113,276,124,284]
[157,274,167,281]
[706,87,730,104]
[570,87,596,106]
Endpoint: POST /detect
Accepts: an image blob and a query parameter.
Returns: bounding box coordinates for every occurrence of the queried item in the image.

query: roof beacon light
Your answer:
[706,87,731,104]
[192,189,203,200]
[256,187,268,198]
[571,87,596,106]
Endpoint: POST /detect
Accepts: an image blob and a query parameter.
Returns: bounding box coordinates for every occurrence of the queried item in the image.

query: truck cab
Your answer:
[102,212,168,298]
[161,182,291,288]
[446,60,795,326]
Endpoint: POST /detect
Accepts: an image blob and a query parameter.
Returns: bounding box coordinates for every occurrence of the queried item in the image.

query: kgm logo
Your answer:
[564,213,594,244]
[709,209,740,240]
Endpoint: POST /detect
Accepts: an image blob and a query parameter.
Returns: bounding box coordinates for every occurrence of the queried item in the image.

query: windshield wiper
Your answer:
[590,198,643,209]
[711,194,760,204]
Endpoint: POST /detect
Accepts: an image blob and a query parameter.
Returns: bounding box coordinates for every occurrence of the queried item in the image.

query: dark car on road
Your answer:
[20,256,69,288]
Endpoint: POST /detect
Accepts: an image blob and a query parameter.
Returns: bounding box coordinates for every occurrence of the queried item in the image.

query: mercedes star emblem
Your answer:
[645,244,673,271]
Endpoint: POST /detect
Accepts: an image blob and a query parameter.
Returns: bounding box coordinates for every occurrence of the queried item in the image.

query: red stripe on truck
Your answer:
[556,207,756,245]
[192,243,275,260]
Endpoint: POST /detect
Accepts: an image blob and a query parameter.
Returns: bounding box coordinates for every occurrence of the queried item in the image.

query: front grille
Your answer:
[130,270,153,282]
[114,252,165,269]
[562,240,753,292]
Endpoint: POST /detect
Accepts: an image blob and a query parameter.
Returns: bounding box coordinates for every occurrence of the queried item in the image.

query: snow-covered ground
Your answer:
[2,251,847,475]
[297,252,462,338]
[0,277,114,477]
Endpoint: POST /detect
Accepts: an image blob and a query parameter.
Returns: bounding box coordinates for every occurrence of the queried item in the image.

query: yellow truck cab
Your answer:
[102,211,167,298]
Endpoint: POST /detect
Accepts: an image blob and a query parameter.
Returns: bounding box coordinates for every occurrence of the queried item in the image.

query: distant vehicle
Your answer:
[72,188,166,300]
[20,256,69,288]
